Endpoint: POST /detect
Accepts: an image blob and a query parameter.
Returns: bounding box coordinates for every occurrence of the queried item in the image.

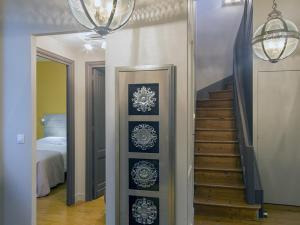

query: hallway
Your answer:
[37,185,105,225]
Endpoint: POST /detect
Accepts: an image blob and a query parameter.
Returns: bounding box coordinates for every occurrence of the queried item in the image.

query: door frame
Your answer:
[36,47,76,206]
[85,61,106,201]
[188,0,196,224]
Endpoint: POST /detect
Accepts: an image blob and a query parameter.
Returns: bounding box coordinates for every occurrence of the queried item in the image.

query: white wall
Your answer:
[256,71,300,205]
[0,0,4,221]
[195,0,244,91]
[0,1,191,225]
[105,20,190,225]
[0,1,85,224]
[36,36,105,201]
[253,0,300,205]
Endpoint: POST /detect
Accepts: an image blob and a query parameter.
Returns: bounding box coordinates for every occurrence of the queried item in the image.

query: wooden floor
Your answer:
[195,204,300,225]
[37,184,300,225]
[37,184,105,225]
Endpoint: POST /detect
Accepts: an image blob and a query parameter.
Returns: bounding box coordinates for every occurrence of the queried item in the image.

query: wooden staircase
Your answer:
[194,83,260,220]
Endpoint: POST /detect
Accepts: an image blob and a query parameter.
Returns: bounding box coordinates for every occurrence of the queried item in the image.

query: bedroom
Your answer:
[35,33,106,225]
[36,56,67,198]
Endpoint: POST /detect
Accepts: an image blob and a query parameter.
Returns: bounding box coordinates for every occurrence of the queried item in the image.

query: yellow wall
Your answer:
[36,61,67,139]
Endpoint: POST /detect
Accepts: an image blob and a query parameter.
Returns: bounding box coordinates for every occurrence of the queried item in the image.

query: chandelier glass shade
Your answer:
[252,0,300,63]
[68,0,135,36]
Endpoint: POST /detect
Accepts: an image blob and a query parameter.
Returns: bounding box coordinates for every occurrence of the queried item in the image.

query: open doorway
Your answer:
[34,32,106,225]
[36,48,75,207]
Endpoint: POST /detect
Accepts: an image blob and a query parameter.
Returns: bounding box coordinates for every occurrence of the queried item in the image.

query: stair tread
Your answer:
[196,117,234,120]
[195,167,242,172]
[198,98,233,102]
[195,182,245,189]
[196,128,237,131]
[195,140,238,143]
[194,153,240,157]
[196,107,233,111]
[209,89,233,94]
[194,199,261,209]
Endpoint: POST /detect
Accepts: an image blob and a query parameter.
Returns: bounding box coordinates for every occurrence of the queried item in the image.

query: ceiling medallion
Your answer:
[132,86,157,113]
[132,198,158,225]
[131,124,158,151]
[131,161,158,188]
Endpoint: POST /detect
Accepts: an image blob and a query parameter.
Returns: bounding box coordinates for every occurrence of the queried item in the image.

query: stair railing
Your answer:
[232,0,264,216]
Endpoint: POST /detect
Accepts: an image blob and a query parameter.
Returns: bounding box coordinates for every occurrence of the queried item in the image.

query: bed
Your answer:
[36,114,67,197]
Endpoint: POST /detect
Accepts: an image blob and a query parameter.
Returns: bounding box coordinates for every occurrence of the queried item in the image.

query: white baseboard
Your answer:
[75,193,85,202]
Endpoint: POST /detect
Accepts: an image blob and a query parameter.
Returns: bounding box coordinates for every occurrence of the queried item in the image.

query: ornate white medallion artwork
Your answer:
[131,161,158,188]
[132,86,157,113]
[132,198,158,225]
[131,124,158,151]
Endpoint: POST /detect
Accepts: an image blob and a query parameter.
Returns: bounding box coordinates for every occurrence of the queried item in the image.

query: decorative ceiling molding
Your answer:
[4,0,81,31]
[2,0,187,32]
[127,0,187,28]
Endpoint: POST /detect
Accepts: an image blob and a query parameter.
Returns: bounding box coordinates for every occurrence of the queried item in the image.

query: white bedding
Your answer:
[36,137,67,197]
[37,137,67,171]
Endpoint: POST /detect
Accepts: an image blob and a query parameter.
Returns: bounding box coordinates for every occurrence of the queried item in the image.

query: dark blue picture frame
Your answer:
[129,158,159,191]
[129,195,160,225]
[128,83,159,115]
[128,121,159,153]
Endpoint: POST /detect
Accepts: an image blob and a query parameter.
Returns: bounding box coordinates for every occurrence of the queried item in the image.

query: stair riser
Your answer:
[195,186,245,203]
[209,92,233,100]
[195,156,240,169]
[196,130,237,141]
[194,170,243,186]
[197,109,234,118]
[195,143,238,154]
[196,119,235,129]
[198,100,233,108]
[194,204,258,220]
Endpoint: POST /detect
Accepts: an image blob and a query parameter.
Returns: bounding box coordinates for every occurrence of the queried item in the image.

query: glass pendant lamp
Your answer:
[252,0,300,63]
[68,0,136,36]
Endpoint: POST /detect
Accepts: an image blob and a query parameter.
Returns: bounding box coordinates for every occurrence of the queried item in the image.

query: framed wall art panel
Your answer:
[116,65,176,225]
[129,158,160,191]
[128,121,160,153]
[128,83,159,115]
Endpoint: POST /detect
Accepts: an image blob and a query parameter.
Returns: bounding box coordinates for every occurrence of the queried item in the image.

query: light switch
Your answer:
[17,134,25,144]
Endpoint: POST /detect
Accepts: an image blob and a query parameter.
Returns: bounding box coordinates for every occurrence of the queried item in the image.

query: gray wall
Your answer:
[0,1,83,224]
[196,0,244,91]
[106,19,190,225]
[253,0,300,205]
[0,1,192,225]
[256,71,300,205]
[0,0,4,223]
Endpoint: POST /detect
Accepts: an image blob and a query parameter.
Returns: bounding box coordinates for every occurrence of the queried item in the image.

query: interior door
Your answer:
[91,67,106,199]
[257,70,300,206]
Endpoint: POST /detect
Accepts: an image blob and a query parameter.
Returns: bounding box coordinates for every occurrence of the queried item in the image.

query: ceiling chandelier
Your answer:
[252,0,300,63]
[68,0,136,36]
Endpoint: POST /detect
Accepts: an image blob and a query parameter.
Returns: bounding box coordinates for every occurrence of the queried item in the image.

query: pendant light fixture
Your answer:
[252,0,300,63]
[68,0,136,36]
